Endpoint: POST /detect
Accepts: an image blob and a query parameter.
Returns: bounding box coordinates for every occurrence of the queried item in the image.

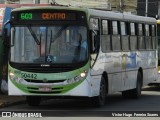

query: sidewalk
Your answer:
[0,94,26,108]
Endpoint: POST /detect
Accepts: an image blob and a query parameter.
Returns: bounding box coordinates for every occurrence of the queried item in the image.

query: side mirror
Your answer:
[2,28,9,46]
[2,20,10,46]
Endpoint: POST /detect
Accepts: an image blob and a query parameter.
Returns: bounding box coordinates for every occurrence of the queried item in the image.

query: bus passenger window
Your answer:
[112,21,118,35]
[121,22,129,51]
[121,22,127,35]
[130,23,137,50]
[130,23,135,35]
[112,21,121,51]
[138,24,143,36]
[145,24,152,49]
[102,20,108,34]
[138,24,145,50]
[151,25,156,49]
[101,20,111,52]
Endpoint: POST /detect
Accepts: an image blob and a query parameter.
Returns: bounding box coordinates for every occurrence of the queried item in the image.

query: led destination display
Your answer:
[19,12,77,21]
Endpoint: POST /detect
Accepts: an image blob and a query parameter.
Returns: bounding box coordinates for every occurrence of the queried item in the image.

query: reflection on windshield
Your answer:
[10,26,88,64]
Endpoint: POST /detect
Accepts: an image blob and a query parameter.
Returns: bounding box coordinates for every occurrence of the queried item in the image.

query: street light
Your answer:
[145,0,148,16]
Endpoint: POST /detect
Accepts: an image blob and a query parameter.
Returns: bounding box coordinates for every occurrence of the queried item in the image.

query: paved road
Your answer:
[1,86,160,117]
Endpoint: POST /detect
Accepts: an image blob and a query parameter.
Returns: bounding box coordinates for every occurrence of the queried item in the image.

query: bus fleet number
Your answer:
[21,73,37,79]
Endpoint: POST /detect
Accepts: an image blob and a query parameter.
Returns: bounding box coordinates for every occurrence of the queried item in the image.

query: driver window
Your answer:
[90,18,100,53]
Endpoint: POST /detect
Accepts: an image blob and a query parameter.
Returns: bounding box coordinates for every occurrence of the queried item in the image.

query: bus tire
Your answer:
[130,71,142,98]
[92,76,106,107]
[122,90,131,98]
[26,96,41,106]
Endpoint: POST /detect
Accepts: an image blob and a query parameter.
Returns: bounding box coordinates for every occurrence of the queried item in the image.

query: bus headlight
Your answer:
[67,71,88,84]
[9,72,26,85]
[9,72,17,80]
[80,72,87,78]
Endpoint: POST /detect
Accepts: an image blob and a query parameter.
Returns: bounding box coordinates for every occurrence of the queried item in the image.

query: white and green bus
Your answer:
[5,6,157,107]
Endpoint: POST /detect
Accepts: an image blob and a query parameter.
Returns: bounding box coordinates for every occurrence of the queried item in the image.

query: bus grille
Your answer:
[20,67,72,73]
[24,79,65,83]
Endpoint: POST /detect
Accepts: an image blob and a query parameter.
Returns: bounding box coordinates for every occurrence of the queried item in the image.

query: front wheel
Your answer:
[91,76,106,107]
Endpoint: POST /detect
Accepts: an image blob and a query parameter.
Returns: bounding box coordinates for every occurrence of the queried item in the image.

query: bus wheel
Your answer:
[26,96,41,106]
[92,76,106,107]
[122,90,130,98]
[130,71,142,98]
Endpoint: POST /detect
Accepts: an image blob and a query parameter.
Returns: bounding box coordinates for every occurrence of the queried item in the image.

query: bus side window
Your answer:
[145,24,152,49]
[138,24,145,50]
[130,22,137,51]
[112,21,121,51]
[101,19,111,52]
[121,21,129,51]
[151,25,156,49]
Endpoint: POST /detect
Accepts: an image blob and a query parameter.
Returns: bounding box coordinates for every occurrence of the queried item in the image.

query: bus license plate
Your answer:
[39,87,52,91]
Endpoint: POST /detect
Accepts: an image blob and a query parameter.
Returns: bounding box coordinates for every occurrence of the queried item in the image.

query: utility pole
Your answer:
[145,0,148,16]
[119,0,124,12]
[158,1,160,19]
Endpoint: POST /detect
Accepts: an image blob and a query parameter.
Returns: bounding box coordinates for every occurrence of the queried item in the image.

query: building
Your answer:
[137,0,158,18]
[1,0,138,14]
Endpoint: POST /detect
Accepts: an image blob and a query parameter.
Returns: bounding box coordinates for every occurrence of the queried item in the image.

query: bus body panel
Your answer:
[91,49,157,94]
[8,69,94,97]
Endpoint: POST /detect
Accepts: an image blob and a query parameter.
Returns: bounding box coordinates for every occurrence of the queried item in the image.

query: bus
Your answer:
[4,6,157,107]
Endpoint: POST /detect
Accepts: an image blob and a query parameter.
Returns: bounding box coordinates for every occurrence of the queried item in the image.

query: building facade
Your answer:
[137,0,158,18]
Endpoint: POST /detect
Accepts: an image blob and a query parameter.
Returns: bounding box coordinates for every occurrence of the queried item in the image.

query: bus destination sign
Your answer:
[19,12,77,21]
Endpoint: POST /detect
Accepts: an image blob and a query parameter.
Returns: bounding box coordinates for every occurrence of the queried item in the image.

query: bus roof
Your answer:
[11,6,156,24]
[88,9,156,24]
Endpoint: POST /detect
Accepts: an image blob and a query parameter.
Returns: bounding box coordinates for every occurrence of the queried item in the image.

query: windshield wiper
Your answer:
[28,26,40,45]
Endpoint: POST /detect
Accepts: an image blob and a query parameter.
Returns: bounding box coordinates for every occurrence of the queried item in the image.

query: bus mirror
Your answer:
[2,28,9,45]
[3,20,10,46]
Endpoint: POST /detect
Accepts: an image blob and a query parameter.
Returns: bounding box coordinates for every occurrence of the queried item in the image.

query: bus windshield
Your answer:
[10,25,88,64]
